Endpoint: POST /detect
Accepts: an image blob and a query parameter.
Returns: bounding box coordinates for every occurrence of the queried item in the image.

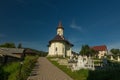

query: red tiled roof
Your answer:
[91,45,107,51]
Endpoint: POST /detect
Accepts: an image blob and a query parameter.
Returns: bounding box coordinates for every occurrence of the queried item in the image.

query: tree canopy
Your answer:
[17,43,22,48]
[110,48,120,55]
[80,44,97,56]
[0,43,16,48]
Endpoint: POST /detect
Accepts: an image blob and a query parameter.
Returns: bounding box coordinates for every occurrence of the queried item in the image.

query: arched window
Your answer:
[55,47,57,51]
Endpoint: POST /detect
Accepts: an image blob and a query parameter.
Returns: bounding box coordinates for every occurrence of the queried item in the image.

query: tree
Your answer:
[18,43,22,48]
[0,43,16,48]
[110,48,120,55]
[80,45,90,56]
[90,49,98,57]
[80,44,97,57]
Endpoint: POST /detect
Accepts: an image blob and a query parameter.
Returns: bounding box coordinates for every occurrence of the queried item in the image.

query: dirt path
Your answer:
[27,57,73,80]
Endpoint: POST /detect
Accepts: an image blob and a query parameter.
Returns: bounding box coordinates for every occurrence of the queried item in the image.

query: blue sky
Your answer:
[0,0,120,52]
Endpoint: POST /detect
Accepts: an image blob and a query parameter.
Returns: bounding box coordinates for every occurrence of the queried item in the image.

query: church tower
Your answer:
[48,21,73,57]
[57,21,64,36]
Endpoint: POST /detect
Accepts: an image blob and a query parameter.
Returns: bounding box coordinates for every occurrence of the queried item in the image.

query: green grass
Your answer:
[0,55,39,80]
[48,57,120,80]
[3,62,19,80]
[47,57,89,80]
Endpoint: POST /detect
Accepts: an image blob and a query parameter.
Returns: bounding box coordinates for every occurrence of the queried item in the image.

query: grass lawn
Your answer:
[47,57,120,80]
[0,56,39,80]
[47,57,89,80]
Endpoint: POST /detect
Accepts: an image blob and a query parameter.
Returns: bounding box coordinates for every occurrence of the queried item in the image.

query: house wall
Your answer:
[98,51,107,59]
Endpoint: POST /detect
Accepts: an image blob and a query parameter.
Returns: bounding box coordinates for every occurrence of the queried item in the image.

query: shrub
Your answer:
[1,55,38,80]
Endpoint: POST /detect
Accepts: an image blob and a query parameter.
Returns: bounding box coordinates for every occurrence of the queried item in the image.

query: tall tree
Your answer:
[80,44,97,56]
[80,45,90,56]
[18,43,22,48]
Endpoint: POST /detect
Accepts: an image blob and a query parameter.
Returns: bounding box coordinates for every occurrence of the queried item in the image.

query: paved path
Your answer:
[27,57,73,80]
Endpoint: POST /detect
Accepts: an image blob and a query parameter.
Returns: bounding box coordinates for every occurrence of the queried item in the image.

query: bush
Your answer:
[19,56,38,80]
[1,55,38,80]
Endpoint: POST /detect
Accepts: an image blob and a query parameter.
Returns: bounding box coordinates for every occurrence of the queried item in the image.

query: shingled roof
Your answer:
[91,45,107,51]
[49,35,73,46]
[0,48,24,58]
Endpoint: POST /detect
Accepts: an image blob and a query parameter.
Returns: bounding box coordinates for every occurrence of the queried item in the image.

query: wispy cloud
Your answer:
[70,20,82,31]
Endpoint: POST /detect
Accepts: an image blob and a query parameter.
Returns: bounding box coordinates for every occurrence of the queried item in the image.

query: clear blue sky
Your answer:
[0,0,120,52]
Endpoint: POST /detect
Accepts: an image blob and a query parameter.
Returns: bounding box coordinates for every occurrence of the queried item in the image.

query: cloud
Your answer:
[70,20,82,31]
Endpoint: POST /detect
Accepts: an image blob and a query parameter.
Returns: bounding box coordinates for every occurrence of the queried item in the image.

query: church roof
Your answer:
[53,35,64,40]
[49,35,73,46]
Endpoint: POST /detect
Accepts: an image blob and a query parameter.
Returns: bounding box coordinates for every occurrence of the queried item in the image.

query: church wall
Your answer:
[65,44,72,56]
[48,42,65,56]
[48,43,54,56]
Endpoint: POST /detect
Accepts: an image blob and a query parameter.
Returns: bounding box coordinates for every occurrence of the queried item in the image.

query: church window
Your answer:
[55,47,57,51]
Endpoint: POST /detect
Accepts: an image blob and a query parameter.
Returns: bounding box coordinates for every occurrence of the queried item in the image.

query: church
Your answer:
[48,22,73,57]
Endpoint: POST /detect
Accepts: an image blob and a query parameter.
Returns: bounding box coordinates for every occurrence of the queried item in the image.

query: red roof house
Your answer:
[91,45,108,59]
[91,45,107,51]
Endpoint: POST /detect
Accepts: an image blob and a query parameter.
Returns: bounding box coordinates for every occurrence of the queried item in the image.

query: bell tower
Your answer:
[57,21,64,36]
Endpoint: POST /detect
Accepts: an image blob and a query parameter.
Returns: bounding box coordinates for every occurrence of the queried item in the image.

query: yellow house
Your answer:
[48,22,73,57]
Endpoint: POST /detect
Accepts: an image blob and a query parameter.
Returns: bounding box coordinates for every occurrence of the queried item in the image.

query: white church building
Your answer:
[48,22,73,57]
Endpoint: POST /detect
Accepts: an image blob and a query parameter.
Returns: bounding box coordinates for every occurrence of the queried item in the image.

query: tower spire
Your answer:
[57,21,64,36]
[58,21,62,27]
[57,21,64,29]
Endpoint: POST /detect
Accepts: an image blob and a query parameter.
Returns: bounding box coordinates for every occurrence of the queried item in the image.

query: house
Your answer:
[91,45,108,59]
[0,48,36,64]
[0,48,24,63]
[48,22,73,57]
[0,48,24,58]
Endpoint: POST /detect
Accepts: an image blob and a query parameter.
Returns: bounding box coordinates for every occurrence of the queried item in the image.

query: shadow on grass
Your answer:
[87,69,120,80]
[48,57,120,80]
